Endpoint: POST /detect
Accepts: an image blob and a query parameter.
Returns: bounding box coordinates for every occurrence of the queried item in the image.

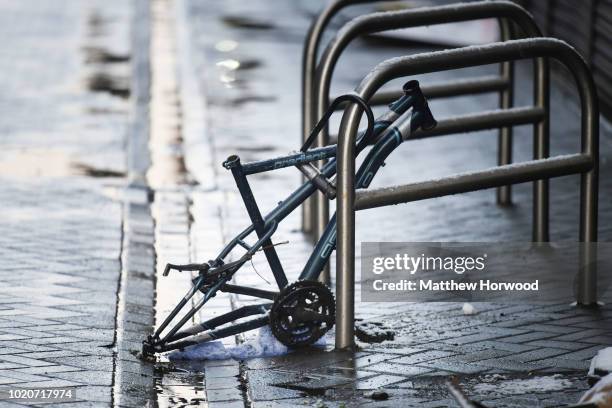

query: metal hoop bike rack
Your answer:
[302,1,545,236]
[303,1,548,273]
[334,37,599,349]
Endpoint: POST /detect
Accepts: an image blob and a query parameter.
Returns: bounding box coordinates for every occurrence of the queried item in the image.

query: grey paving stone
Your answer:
[206,376,242,390]
[516,323,585,334]
[583,334,612,344]
[52,370,113,386]
[536,358,591,371]
[4,379,82,388]
[496,331,559,344]
[558,345,606,361]
[353,374,410,390]
[44,355,113,372]
[416,359,490,375]
[0,377,26,386]
[15,365,81,375]
[476,357,552,372]
[362,361,434,377]
[552,328,611,342]
[418,398,461,408]
[472,341,538,353]
[506,347,568,362]
[205,364,241,379]
[454,348,513,363]
[0,370,47,383]
[207,387,244,403]
[209,401,245,408]
[0,355,55,368]
[525,340,594,351]
[389,350,457,365]
[440,330,522,345]
[64,385,113,404]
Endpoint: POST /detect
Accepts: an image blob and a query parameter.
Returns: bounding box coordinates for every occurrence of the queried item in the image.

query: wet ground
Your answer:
[0,0,609,407]
[141,0,612,407]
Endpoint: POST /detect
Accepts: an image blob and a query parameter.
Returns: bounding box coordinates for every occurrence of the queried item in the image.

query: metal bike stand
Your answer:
[309,1,549,267]
[301,1,543,236]
[334,38,599,349]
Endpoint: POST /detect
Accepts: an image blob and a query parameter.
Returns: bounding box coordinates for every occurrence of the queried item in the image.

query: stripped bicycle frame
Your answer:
[142,81,436,355]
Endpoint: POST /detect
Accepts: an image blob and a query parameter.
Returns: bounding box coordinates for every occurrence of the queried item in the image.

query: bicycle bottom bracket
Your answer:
[269,280,335,347]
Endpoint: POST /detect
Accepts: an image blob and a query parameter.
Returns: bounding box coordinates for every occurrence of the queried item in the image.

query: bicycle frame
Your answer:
[143,81,435,354]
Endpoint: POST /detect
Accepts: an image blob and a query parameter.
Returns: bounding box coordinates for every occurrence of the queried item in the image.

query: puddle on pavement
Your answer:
[153,361,210,407]
[86,72,130,98]
[221,15,276,30]
[234,58,262,71]
[214,56,263,90]
[215,39,239,53]
[355,320,396,343]
[87,11,109,37]
[0,150,126,180]
[83,46,130,64]
[227,95,277,106]
[86,106,126,115]
[72,163,126,178]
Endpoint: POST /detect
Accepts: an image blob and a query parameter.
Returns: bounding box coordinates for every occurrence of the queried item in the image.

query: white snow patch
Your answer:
[474,375,572,395]
[590,347,612,377]
[462,303,477,315]
[168,326,326,361]
[580,373,612,407]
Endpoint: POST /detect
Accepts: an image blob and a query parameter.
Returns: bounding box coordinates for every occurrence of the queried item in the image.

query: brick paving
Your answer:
[0,0,154,406]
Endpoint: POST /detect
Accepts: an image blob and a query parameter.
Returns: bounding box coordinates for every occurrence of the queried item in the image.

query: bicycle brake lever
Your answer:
[163,262,210,277]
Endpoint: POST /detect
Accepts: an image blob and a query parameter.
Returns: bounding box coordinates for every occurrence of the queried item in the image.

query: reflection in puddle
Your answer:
[215,39,239,52]
[86,72,130,98]
[234,59,261,71]
[0,150,74,178]
[216,59,240,86]
[216,59,240,70]
[72,163,126,178]
[228,95,277,106]
[83,46,130,64]
[87,10,109,37]
[154,362,208,408]
[216,58,262,87]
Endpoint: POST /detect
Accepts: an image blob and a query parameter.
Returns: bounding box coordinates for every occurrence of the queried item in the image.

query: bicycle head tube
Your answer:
[403,80,437,131]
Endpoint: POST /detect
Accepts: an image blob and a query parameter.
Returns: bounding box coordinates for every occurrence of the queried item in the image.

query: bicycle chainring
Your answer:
[270,280,335,348]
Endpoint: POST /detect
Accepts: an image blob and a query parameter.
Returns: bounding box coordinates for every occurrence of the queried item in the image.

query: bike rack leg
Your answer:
[578,95,599,305]
[533,56,551,242]
[497,18,514,206]
[336,107,359,350]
